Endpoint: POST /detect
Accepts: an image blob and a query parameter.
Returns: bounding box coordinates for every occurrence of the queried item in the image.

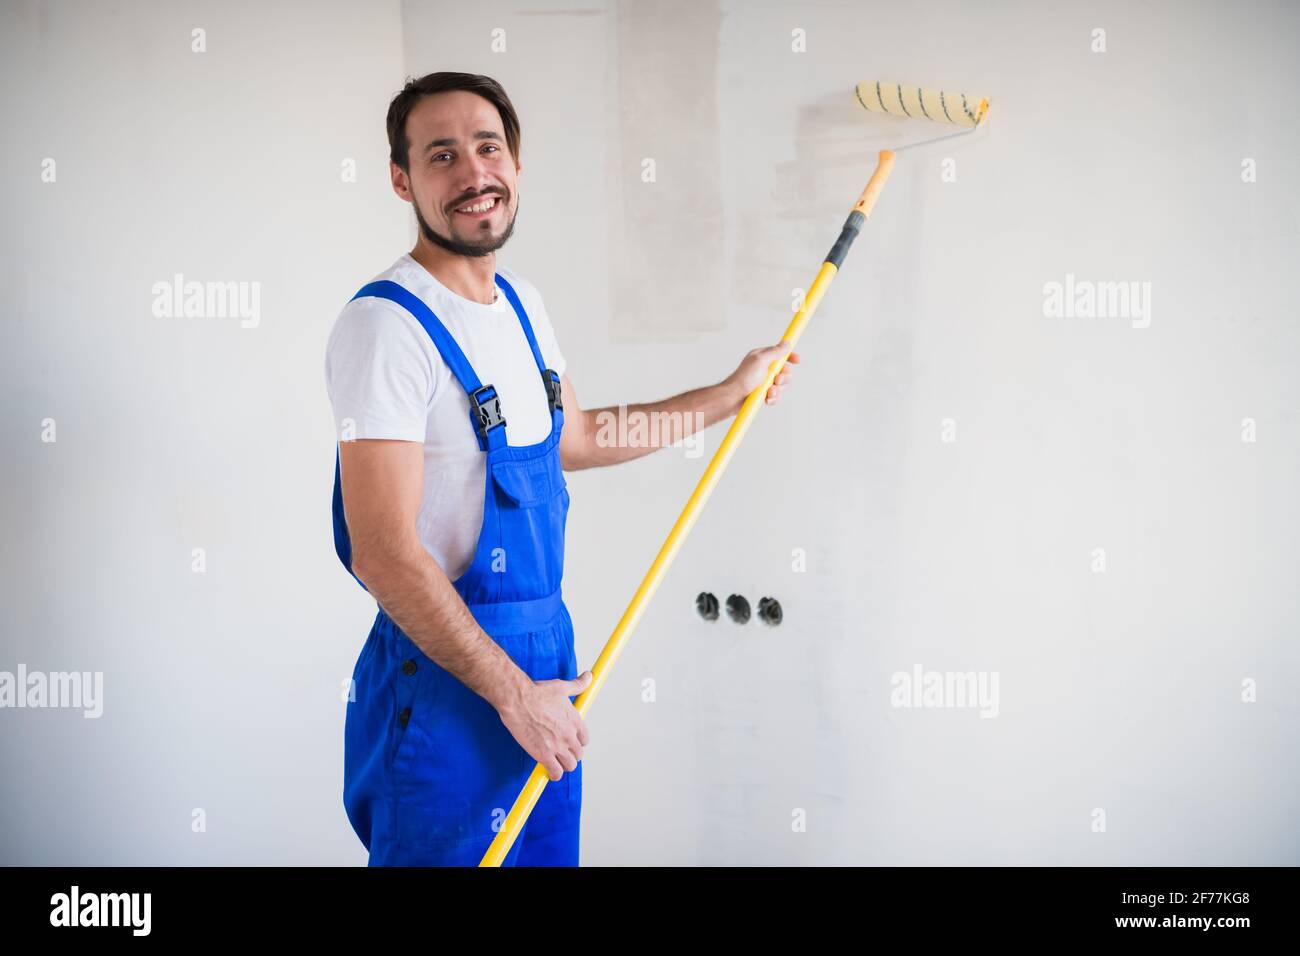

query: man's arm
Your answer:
[339,438,590,781]
[558,341,799,471]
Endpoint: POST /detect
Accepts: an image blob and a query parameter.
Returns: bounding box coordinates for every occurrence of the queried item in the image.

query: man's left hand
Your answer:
[726,341,800,409]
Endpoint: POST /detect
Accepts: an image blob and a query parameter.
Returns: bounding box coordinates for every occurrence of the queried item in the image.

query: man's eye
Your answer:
[482,144,499,153]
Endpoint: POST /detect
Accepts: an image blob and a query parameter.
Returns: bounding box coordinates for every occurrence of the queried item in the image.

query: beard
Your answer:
[413,188,518,258]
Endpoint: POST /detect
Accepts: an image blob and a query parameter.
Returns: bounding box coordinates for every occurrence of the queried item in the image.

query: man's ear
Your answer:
[390,161,412,201]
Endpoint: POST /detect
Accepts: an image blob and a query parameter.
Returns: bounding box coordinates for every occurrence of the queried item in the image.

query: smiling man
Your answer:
[326,72,797,867]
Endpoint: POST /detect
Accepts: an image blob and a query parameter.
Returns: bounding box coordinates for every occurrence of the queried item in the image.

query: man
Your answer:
[326,72,798,866]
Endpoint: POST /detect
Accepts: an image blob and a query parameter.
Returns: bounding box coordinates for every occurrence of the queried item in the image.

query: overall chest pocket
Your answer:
[490,453,567,508]
[487,451,570,598]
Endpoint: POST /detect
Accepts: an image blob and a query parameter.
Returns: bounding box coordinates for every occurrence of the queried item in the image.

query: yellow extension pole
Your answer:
[480,150,898,866]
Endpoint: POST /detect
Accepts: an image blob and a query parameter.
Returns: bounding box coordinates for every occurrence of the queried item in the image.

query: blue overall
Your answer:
[333,275,581,866]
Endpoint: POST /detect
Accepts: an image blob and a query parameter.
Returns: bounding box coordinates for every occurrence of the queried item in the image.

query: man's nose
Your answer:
[460,153,497,195]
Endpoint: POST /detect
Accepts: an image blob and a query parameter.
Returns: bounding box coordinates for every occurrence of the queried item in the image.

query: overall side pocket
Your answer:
[390,641,441,773]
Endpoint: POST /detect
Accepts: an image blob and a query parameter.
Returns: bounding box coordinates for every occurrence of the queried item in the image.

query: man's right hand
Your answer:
[496,671,592,782]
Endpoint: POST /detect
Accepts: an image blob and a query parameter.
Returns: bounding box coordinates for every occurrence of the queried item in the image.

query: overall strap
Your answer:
[495,274,563,417]
[351,280,506,451]
[332,448,368,591]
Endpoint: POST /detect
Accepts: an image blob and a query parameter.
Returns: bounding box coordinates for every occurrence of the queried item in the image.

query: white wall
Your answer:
[0,0,408,865]
[2,0,1296,865]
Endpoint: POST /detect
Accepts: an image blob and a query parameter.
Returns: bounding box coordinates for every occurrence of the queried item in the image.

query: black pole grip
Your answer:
[824,210,866,268]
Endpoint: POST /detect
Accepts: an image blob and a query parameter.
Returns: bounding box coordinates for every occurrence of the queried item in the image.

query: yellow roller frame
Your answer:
[479,150,899,866]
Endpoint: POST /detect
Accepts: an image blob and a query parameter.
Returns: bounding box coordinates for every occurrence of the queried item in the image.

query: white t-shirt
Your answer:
[325,253,566,581]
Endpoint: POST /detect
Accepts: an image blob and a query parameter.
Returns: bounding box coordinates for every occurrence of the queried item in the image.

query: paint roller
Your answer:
[856,81,990,128]
[479,80,992,867]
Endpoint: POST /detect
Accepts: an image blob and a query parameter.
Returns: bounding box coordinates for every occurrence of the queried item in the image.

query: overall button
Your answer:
[398,707,412,727]
[401,659,417,676]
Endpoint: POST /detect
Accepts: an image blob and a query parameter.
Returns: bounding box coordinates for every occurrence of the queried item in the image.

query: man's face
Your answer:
[393,90,519,258]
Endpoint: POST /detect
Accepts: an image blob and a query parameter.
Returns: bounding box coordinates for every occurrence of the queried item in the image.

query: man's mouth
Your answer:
[453,194,503,219]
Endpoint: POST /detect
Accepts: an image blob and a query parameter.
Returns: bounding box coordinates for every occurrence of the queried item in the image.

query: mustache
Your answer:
[448,188,507,213]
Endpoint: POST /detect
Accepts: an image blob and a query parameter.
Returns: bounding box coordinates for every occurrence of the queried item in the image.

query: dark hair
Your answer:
[386,72,521,172]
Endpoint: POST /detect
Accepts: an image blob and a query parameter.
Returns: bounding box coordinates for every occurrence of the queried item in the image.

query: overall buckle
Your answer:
[543,369,563,413]
[470,384,506,440]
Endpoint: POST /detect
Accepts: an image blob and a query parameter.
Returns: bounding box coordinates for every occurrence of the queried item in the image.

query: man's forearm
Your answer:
[352,541,528,710]
[581,378,743,468]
